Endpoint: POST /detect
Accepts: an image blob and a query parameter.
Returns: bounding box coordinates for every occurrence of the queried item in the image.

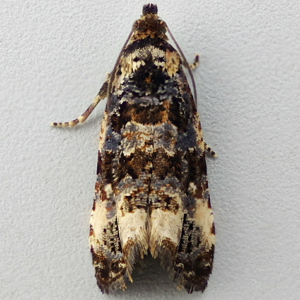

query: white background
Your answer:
[1,0,300,299]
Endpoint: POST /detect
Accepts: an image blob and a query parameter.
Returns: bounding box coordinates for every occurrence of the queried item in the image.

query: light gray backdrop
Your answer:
[1,0,299,299]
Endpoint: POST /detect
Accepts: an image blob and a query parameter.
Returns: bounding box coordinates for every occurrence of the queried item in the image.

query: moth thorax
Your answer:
[132,15,167,41]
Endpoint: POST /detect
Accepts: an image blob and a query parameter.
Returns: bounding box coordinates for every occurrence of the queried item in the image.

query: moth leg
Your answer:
[204,142,217,157]
[189,54,199,70]
[51,76,109,127]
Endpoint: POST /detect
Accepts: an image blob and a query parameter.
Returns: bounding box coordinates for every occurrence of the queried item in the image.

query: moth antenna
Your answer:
[166,25,198,104]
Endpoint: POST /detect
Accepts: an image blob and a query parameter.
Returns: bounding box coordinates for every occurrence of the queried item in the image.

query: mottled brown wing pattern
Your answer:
[52,3,215,294]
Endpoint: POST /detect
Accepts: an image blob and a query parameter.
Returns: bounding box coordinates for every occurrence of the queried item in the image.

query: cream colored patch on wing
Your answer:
[165,49,181,77]
[194,198,215,247]
[114,45,181,90]
[117,193,148,257]
[90,195,115,252]
[148,186,184,257]
[188,182,197,194]
[149,208,183,258]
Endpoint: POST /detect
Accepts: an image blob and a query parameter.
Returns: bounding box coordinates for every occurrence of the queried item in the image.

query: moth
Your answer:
[52,3,216,294]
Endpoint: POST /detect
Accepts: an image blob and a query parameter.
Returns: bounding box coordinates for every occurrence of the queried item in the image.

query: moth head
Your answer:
[142,3,158,15]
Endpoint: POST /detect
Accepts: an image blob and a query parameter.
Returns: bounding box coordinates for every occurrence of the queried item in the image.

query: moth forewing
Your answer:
[52,3,216,294]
